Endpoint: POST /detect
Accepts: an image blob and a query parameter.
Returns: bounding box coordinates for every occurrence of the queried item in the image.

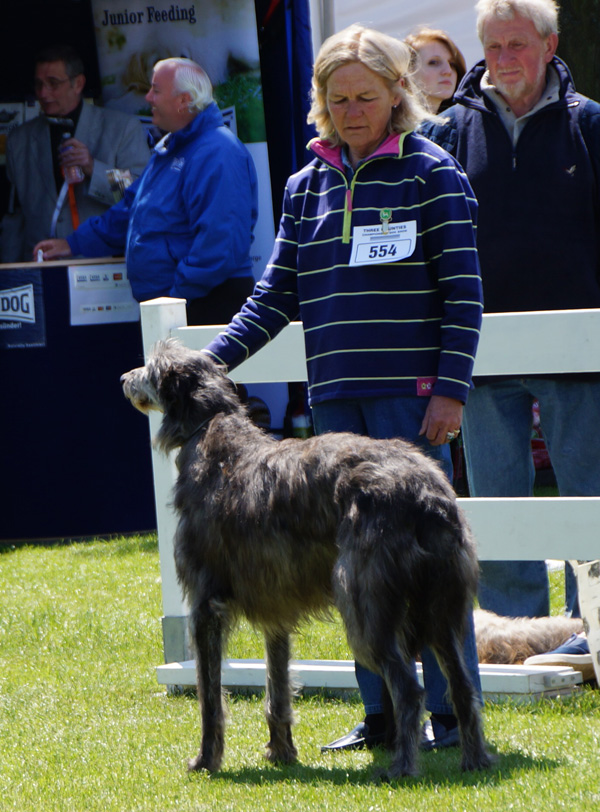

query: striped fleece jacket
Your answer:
[204,130,483,406]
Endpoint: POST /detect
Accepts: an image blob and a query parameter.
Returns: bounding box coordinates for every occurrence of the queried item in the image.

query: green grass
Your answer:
[1,536,599,811]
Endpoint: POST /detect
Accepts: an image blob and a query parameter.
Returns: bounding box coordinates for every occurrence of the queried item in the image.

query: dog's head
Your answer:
[121,338,240,452]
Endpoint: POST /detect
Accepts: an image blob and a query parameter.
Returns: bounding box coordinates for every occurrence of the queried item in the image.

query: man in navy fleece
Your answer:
[422,0,600,620]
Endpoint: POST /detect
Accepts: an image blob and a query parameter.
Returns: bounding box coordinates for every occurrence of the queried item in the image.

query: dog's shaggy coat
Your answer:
[474,609,583,665]
[121,340,492,779]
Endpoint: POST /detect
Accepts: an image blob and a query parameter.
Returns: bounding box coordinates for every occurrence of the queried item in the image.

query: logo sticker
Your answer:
[0,284,36,323]
[417,377,437,396]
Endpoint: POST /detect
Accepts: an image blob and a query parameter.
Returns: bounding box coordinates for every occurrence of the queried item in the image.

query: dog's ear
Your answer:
[157,363,199,422]
[152,345,243,453]
[152,360,206,453]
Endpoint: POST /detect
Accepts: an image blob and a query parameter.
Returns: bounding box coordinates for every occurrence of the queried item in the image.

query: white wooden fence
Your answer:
[139,299,600,697]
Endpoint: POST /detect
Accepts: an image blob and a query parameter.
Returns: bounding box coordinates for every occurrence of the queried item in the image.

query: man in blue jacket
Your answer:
[422,0,600,619]
[36,57,258,325]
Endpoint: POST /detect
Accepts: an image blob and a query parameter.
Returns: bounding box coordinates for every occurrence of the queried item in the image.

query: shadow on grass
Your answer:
[0,533,158,556]
[189,746,561,789]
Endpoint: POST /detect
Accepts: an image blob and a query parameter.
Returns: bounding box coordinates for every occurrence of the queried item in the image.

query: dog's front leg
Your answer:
[187,600,225,773]
[264,629,298,765]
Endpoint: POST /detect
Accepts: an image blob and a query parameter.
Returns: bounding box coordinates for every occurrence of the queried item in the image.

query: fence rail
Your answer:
[138,298,600,683]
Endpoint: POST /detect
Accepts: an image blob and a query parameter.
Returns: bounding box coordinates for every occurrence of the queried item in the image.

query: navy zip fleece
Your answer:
[421,57,600,314]
[204,131,483,406]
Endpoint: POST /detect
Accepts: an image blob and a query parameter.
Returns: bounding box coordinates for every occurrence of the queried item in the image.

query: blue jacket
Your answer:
[68,103,258,302]
[421,57,600,313]
[205,131,483,406]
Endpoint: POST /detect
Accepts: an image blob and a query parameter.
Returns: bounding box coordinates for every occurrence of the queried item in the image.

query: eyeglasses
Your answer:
[34,77,72,93]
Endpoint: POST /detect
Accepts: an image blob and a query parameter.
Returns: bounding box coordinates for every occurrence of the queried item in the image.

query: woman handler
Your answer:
[203,24,484,752]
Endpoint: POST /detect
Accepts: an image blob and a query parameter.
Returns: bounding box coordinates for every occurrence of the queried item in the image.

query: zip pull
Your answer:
[342,186,353,243]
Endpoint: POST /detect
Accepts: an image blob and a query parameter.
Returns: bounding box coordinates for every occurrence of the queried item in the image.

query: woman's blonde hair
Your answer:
[307,24,432,144]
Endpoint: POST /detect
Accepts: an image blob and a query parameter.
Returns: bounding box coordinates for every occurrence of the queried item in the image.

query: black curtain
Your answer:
[255,0,316,223]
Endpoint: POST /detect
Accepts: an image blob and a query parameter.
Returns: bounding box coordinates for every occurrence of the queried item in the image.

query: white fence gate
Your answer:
[138,299,600,699]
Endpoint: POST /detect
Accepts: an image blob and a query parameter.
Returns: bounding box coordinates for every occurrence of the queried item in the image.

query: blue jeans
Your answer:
[463,378,600,618]
[312,396,482,715]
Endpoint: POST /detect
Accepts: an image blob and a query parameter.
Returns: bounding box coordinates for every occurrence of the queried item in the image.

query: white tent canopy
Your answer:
[309,0,482,72]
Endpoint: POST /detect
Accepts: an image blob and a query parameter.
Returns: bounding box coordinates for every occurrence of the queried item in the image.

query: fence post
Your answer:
[140,297,190,665]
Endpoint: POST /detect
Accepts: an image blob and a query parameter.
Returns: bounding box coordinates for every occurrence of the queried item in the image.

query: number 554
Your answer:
[369,243,397,259]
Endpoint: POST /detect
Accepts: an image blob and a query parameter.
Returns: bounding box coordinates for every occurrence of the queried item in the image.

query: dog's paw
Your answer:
[376,762,419,783]
[265,742,298,765]
[460,747,496,772]
[187,751,221,774]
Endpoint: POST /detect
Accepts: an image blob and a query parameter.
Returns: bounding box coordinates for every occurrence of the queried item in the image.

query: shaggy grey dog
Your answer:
[121,339,492,779]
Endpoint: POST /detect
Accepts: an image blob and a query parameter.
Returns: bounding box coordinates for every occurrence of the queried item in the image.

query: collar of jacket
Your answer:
[307,131,409,171]
[453,56,581,115]
[306,132,410,244]
[153,101,224,155]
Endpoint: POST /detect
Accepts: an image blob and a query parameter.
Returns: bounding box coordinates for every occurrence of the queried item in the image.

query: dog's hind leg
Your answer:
[380,656,426,779]
[431,626,493,772]
[187,600,226,773]
[264,629,298,765]
[334,553,424,777]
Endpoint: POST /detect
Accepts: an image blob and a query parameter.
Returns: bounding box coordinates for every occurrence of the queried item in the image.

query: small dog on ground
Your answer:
[121,339,492,780]
[474,609,583,665]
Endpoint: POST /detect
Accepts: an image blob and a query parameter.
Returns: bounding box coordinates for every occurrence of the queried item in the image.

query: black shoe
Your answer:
[420,717,460,751]
[320,721,385,753]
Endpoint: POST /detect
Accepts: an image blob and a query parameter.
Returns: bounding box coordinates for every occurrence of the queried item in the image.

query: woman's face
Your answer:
[326,62,400,165]
[414,41,458,111]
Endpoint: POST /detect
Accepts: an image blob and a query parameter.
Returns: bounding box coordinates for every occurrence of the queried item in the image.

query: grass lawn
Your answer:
[1,534,599,812]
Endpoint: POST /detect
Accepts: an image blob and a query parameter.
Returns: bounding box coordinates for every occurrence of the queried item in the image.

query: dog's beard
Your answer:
[122,373,160,414]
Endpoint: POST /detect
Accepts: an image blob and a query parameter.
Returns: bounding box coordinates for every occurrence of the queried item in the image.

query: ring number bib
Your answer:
[349,220,417,266]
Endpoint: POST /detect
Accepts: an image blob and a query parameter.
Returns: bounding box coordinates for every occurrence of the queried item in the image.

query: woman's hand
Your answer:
[419,395,463,446]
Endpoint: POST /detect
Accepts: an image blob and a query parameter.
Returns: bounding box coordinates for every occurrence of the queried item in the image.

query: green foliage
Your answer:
[214,72,266,143]
[1,536,599,811]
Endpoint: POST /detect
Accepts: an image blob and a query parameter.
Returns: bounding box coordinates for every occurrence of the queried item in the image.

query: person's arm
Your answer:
[428,157,483,396]
[417,151,483,443]
[64,114,150,207]
[579,99,600,286]
[33,238,72,261]
[85,117,151,205]
[40,177,141,260]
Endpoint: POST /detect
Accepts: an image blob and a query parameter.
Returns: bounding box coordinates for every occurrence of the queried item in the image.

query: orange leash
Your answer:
[67,183,80,230]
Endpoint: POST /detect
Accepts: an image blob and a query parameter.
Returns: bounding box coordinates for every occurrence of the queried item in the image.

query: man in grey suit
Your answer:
[2,45,150,262]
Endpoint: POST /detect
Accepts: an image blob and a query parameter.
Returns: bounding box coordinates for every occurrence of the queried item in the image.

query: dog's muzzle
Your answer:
[121,369,154,413]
